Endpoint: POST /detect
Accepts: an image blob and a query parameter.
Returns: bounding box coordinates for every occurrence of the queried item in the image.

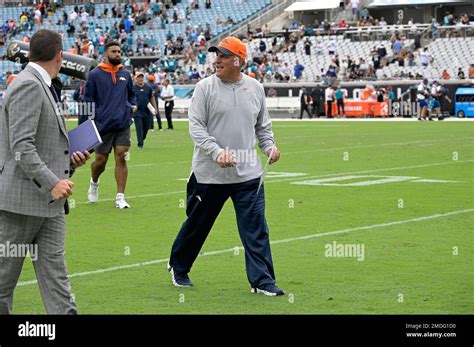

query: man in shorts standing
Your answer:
[416,79,429,121]
[84,41,137,209]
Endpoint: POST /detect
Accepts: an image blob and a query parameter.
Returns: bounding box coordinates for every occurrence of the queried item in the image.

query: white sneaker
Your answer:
[87,179,99,203]
[115,193,130,209]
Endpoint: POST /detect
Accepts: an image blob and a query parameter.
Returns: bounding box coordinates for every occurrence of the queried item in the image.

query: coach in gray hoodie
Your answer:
[167,37,284,296]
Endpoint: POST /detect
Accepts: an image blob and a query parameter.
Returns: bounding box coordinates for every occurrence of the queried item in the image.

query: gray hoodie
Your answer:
[189,73,275,184]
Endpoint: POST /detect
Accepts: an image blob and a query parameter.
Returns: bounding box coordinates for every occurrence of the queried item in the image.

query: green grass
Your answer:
[12,120,474,314]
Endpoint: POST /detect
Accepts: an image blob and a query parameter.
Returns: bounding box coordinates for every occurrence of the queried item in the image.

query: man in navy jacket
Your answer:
[84,41,137,209]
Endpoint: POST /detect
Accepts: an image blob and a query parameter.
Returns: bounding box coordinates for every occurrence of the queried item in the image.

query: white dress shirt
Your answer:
[28,62,52,87]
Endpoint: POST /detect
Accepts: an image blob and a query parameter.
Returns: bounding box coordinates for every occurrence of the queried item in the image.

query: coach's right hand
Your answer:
[217,150,237,168]
[50,179,74,200]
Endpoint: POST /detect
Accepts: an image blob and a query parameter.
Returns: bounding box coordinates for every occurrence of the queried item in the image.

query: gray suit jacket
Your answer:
[0,65,71,218]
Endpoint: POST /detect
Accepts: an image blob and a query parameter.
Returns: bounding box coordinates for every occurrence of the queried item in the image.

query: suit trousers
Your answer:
[0,210,77,314]
[169,173,276,287]
[164,101,174,130]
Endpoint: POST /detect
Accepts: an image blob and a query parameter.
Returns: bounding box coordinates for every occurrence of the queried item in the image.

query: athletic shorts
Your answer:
[418,99,427,108]
[95,127,131,154]
[428,99,440,110]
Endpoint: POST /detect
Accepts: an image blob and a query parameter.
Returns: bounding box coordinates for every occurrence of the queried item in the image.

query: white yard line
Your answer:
[17,208,474,287]
[284,137,474,155]
[69,159,473,204]
[72,137,474,173]
[74,190,186,205]
[266,159,474,184]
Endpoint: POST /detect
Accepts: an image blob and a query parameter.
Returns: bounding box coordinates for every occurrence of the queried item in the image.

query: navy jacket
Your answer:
[84,67,136,133]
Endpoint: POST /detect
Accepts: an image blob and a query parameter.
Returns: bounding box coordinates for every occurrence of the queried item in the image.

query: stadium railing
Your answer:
[210,0,292,46]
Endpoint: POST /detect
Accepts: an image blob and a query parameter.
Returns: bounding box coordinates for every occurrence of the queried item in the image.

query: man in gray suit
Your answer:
[0,29,90,314]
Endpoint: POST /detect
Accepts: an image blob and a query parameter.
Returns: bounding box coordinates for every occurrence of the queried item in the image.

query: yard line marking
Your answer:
[72,137,473,173]
[266,159,474,184]
[71,160,473,204]
[73,160,191,174]
[74,190,186,205]
[17,208,474,287]
[284,137,474,155]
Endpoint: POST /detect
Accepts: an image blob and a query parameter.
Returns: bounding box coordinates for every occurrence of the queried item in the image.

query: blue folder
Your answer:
[68,119,102,157]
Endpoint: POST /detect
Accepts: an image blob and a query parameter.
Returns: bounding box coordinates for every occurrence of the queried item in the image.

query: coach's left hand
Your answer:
[267,146,280,165]
[71,151,91,169]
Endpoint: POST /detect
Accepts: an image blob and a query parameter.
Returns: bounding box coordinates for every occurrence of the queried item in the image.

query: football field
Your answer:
[13,120,474,314]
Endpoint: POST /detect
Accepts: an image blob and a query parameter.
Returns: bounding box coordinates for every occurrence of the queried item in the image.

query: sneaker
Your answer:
[87,178,99,203]
[251,284,285,296]
[115,193,130,209]
[159,128,163,132]
[167,263,193,287]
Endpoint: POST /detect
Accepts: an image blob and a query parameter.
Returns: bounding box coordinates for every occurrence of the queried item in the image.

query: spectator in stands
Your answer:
[392,35,403,55]
[328,39,337,55]
[294,60,305,80]
[441,69,451,80]
[33,8,41,27]
[443,12,454,26]
[377,43,387,60]
[315,40,324,56]
[198,50,207,66]
[304,38,312,56]
[420,48,432,67]
[397,49,407,67]
[360,7,369,21]
[281,63,291,81]
[326,63,338,84]
[325,86,335,118]
[407,52,415,67]
[370,48,380,70]
[359,58,369,76]
[339,20,348,28]
[299,87,312,119]
[379,17,387,26]
[430,18,440,40]
[351,0,360,21]
[457,67,465,79]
